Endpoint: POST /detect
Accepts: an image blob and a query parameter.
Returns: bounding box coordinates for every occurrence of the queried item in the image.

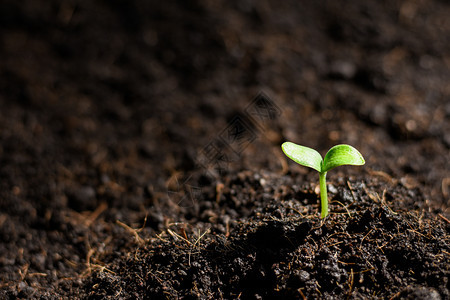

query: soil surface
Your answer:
[0,0,449,299]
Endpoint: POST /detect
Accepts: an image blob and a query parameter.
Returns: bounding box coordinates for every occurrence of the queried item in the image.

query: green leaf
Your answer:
[281,142,323,172]
[322,144,365,173]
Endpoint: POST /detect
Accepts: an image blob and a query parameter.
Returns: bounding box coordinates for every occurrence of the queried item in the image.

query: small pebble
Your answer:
[296,270,310,282]
[328,184,338,194]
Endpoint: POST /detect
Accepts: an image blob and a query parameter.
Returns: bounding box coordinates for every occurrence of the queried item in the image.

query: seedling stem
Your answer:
[319,171,328,218]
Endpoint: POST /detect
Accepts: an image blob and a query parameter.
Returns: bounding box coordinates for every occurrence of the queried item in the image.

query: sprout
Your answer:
[281,142,365,218]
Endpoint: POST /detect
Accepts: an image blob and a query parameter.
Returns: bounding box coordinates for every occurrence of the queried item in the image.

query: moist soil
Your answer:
[0,0,449,299]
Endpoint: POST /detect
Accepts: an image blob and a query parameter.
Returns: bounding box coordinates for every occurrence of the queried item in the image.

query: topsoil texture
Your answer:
[0,0,449,299]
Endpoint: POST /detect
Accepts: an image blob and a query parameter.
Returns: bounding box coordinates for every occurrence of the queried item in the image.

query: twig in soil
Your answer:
[86,263,115,275]
[165,223,212,265]
[389,290,402,300]
[315,280,322,296]
[188,228,211,266]
[116,220,145,245]
[407,228,435,240]
[442,177,450,198]
[114,287,123,298]
[180,227,189,242]
[359,229,374,251]
[27,272,47,277]
[167,228,190,245]
[330,199,352,217]
[84,248,115,277]
[377,189,397,215]
[192,228,211,247]
[85,202,107,227]
[346,181,358,204]
[337,260,356,265]
[298,288,307,300]
[328,231,352,239]
[346,268,354,300]
[327,240,344,248]
[0,282,13,289]
[404,214,438,240]
[216,234,237,252]
[225,217,231,237]
[155,231,169,243]
[352,267,375,274]
[288,206,305,218]
[376,233,394,254]
[438,213,450,224]
[363,186,380,203]
[18,263,29,281]
[216,182,224,202]
[368,169,398,185]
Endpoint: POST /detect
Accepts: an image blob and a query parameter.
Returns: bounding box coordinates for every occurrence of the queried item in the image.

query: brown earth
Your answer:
[0,0,449,299]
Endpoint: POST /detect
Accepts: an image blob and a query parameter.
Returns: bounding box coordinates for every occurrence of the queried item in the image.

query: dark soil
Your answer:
[0,0,449,299]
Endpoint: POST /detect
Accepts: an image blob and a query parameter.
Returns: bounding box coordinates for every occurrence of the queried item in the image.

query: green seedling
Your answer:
[281,142,365,218]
